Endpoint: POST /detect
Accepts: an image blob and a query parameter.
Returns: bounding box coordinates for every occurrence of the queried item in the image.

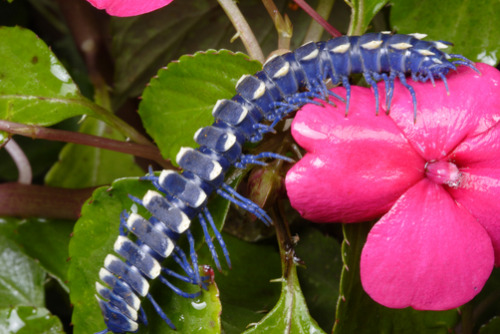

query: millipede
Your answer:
[94,32,478,334]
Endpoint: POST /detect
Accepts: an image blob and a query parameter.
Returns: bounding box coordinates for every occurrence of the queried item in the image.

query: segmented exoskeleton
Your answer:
[94,32,478,333]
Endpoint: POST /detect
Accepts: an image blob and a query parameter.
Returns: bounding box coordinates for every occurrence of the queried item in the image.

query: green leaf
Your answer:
[390,0,500,66]
[139,50,261,163]
[45,117,144,188]
[0,26,96,126]
[139,278,221,334]
[242,260,326,334]
[480,316,500,334]
[295,228,342,331]
[110,0,330,105]
[333,223,459,334]
[348,0,390,35]
[0,233,45,307]
[69,177,225,334]
[0,217,73,292]
[15,219,72,293]
[197,233,281,334]
[0,306,64,333]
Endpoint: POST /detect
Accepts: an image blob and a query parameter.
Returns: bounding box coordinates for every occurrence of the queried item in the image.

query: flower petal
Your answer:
[361,180,494,310]
[450,119,500,167]
[447,122,500,264]
[87,0,173,17]
[380,63,500,161]
[447,169,500,265]
[286,86,424,223]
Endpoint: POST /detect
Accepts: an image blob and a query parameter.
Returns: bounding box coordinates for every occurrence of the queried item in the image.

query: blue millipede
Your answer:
[93,32,477,333]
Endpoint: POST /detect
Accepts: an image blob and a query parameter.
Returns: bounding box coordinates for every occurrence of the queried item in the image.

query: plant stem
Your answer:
[0,120,173,169]
[217,0,265,62]
[262,0,293,51]
[4,139,32,184]
[272,199,296,278]
[459,303,473,334]
[77,97,153,146]
[293,0,341,37]
[303,0,336,42]
[0,183,96,220]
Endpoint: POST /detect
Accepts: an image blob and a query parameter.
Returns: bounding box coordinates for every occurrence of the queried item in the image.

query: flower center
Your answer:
[425,160,462,187]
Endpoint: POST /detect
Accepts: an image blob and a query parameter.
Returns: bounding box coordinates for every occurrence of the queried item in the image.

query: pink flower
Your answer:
[86,0,173,17]
[285,63,500,310]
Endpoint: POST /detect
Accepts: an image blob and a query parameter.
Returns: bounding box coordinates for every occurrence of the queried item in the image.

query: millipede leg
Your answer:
[341,76,351,116]
[186,229,202,286]
[385,72,396,112]
[236,152,294,169]
[326,89,345,104]
[217,184,272,226]
[127,194,144,207]
[268,101,298,121]
[159,275,202,298]
[452,59,480,74]
[171,252,209,290]
[253,123,276,136]
[163,267,196,284]
[197,213,222,271]
[146,293,176,330]
[306,78,330,103]
[372,72,393,113]
[94,330,111,334]
[139,305,148,326]
[429,73,436,86]
[203,207,231,268]
[162,267,211,285]
[363,72,380,115]
[285,91,324,108]
[438,73,450,95]
[140,173,167,195]
[397,73,418,121]
[119,210,130,236]
[173,246,196,279]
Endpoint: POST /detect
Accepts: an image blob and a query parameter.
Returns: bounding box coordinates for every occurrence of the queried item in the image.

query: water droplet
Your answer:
[49,55,71,83]
[8,309,25,333]
[191,301,207,310]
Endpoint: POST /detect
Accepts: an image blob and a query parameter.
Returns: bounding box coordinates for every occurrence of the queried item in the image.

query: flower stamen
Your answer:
[425,160,462,187]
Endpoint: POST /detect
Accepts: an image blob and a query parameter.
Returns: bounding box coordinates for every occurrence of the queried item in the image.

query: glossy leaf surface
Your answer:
[0,217,73,292]
[0,306,64,334]
[0,234,45,308]
[0,26,95,126]
[390,0,500,66]
[139,50,261,163]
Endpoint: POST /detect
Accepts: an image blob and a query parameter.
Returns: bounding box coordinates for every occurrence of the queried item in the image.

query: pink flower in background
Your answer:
[86,0,173,17]
[285,63,500,310]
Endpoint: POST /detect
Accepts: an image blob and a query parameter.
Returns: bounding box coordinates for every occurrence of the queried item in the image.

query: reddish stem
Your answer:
[0,183,96,220]
[293,0,341,37]
[0,120,173,169]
